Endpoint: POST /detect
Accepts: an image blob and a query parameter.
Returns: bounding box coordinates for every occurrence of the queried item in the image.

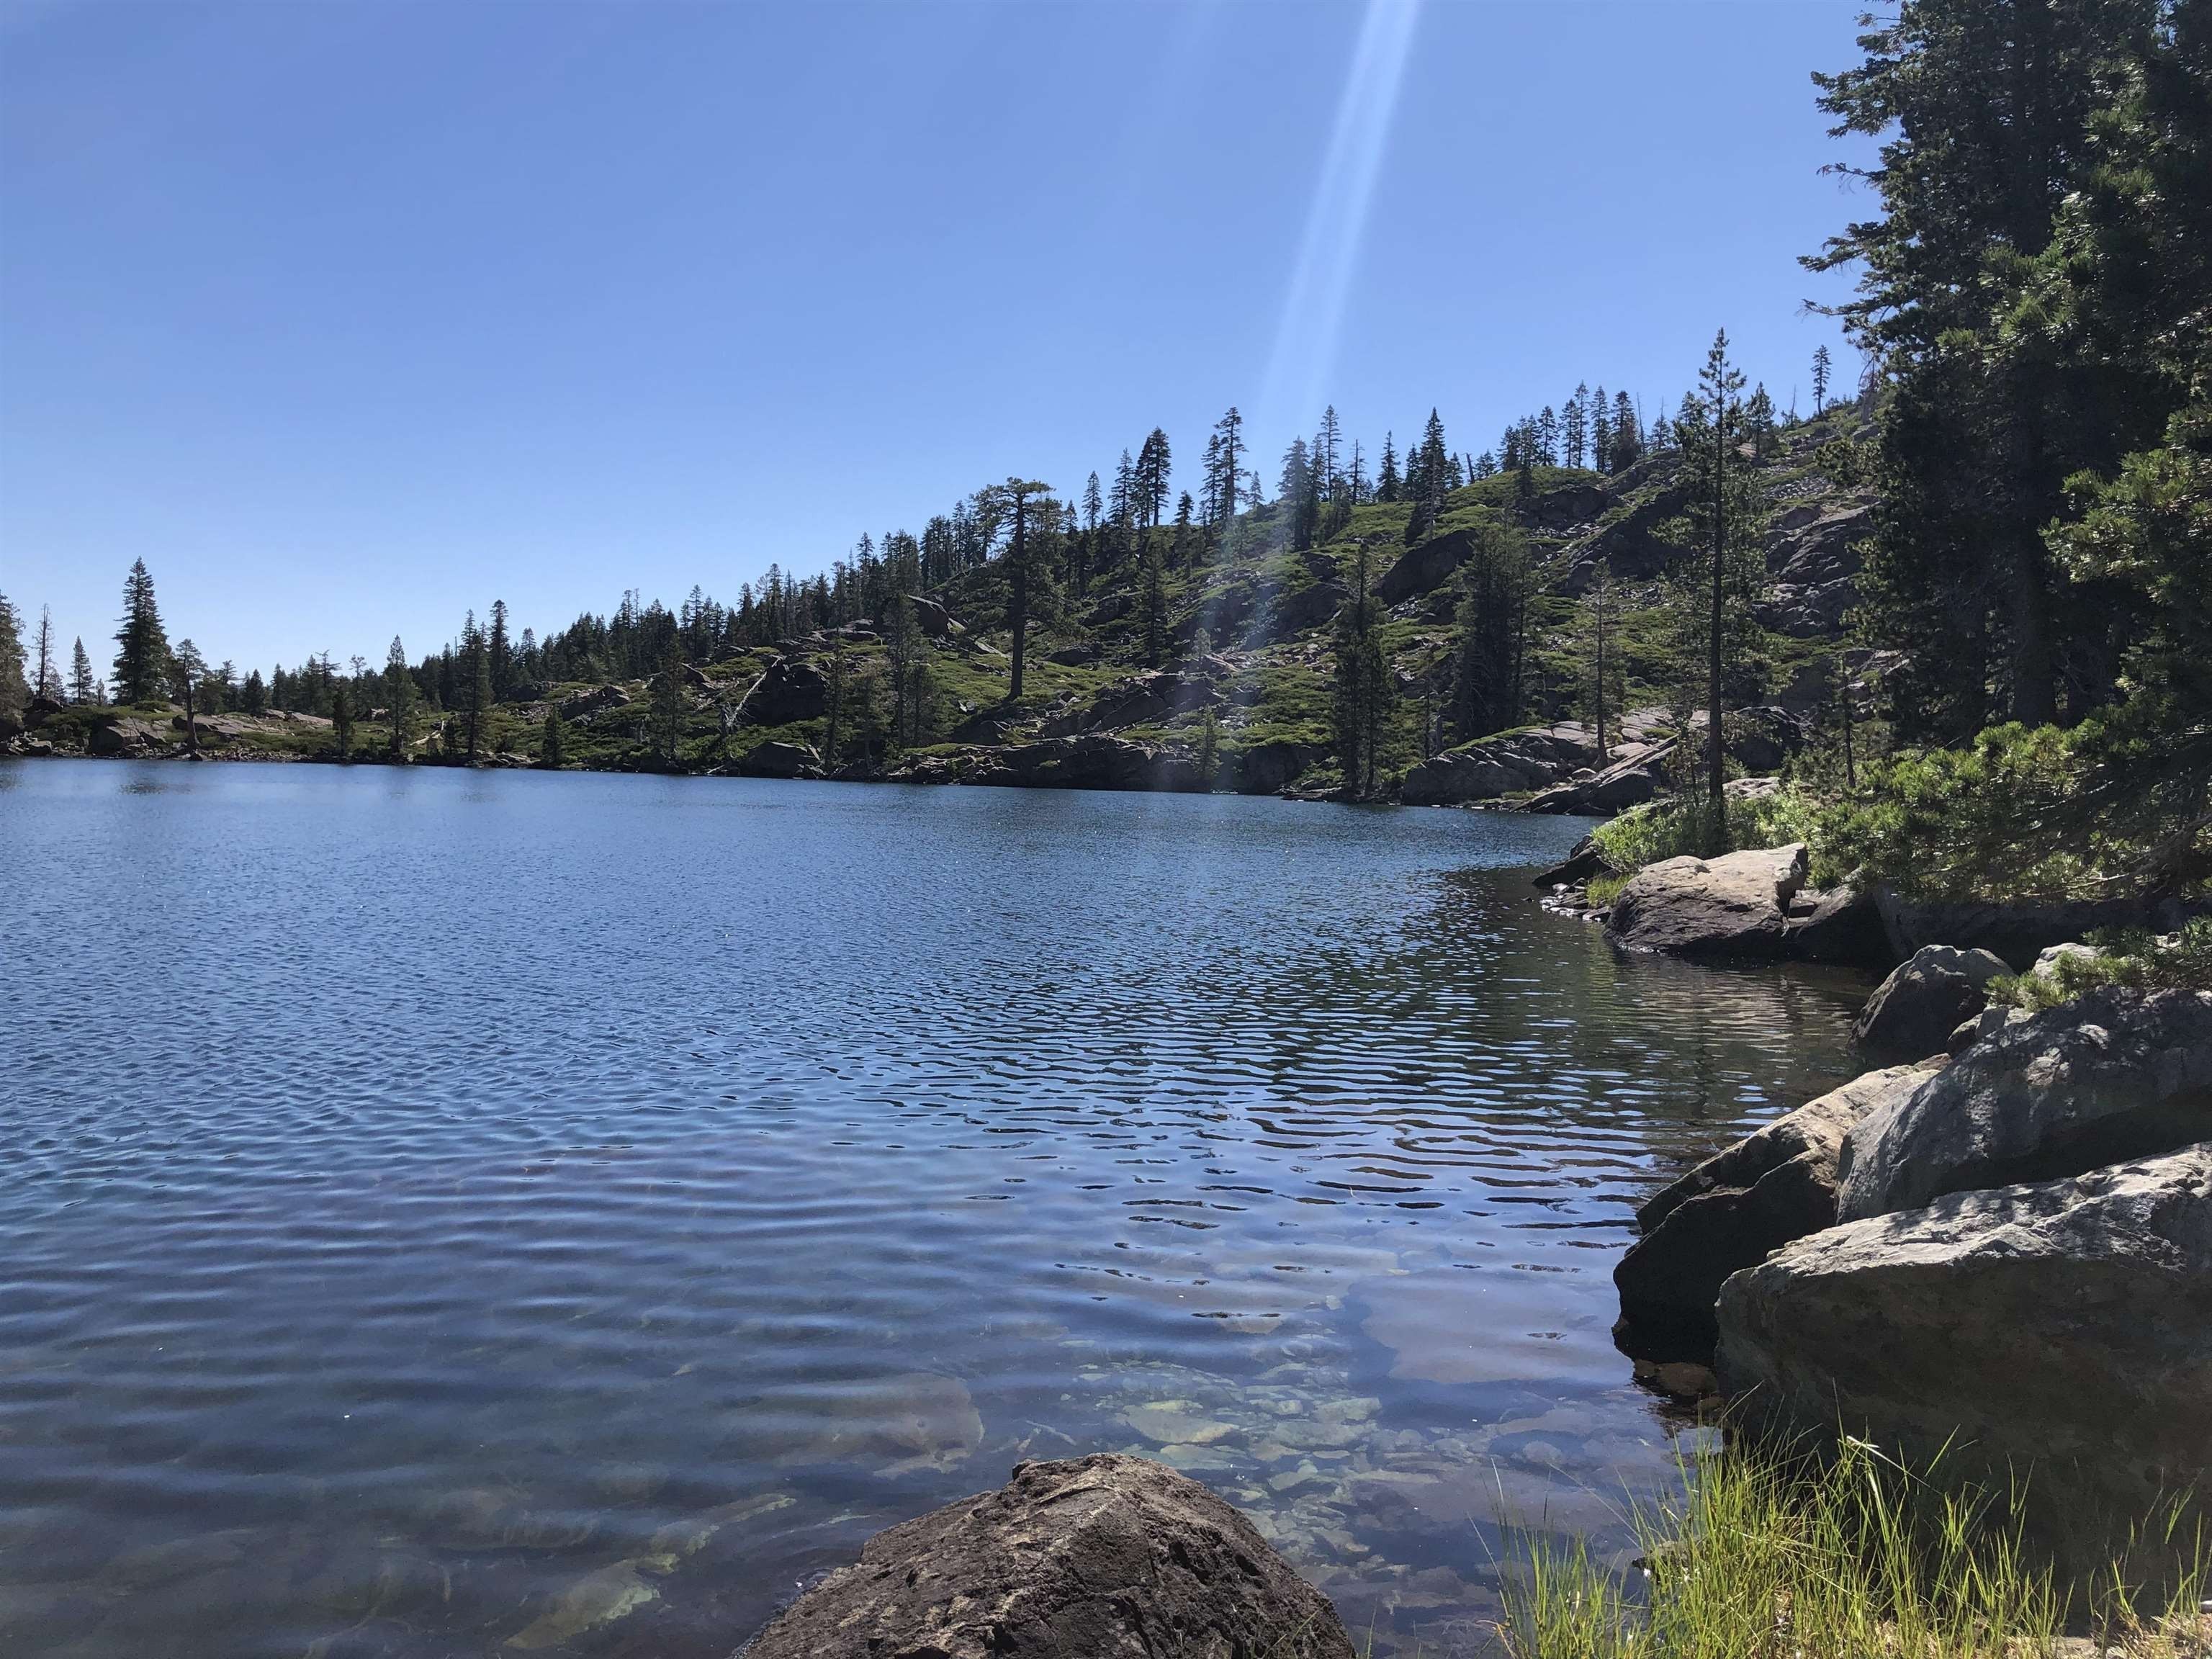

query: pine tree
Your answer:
[172,638,205,755]
[331,680,354,762]
[650,636,685,767]
[992,478,1050,700]
[68,637,97,704]
[540,704,566,768]
[0,595,26,729]
[1452,522,1532,741]
[1376,432,1400,502]
[1671,330,1768,818]
[1811,344,1833,415]
[1142,544,1167,669]
[1331,542,1393,799]
[1582,567,1625,763]
[385,637,414,761]
[1564,386,1589,469]
[112,559,171,706]
[1196,703,1219,788]
[1172,492,1195,570]
[488,600,513,697]
[1136,428,1172,527]
[31,606,58,703]
[461,612,492,764]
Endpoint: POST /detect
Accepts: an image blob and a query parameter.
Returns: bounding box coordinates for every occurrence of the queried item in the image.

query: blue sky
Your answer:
[2,0,1874,675]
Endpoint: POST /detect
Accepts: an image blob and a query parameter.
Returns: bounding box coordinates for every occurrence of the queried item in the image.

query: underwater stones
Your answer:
[739,1453,1358,1659]
[505,1560,659,1650]
[1122,1401,1236,1445]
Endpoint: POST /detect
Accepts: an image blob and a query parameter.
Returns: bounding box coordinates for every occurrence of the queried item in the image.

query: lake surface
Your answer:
[0,760,1870,1658]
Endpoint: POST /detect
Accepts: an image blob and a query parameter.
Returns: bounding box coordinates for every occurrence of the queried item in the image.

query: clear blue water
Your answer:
[0,760,1870,1658]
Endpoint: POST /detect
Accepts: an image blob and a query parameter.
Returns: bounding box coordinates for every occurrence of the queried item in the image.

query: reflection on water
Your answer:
[0,761,1871,1657]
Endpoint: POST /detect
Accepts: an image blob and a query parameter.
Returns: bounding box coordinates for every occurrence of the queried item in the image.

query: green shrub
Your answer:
[1992,918,2212,1011]
[1591,786,1826,879]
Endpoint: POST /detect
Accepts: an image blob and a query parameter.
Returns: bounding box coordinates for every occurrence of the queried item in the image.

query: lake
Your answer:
[0,760,1869,1658]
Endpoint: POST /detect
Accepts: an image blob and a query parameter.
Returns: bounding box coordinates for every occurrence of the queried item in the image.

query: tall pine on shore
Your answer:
[112,559,171,707]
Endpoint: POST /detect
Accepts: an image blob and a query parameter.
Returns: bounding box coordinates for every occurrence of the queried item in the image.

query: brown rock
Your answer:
[739,1453,1355,1659]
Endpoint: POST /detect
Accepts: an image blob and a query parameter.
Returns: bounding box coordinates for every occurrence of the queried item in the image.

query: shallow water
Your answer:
[0,760,1870,1657]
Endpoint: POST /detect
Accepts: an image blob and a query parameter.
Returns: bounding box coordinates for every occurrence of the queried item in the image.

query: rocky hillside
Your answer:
[9,398,1882,808]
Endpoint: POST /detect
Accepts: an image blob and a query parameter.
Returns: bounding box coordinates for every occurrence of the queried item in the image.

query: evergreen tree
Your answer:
[991,478,1051,700]
[1331,542,1393,799]
[1563,386,1589,469]
[1581,567,1625,763]
[112,559,171,706]
[461,612,493,764]
[650,636,685,767]
[488,600,513,696]
[384,637,414,761]
[1809,0,2162,734]
[1671,330,1768,816]
[1811,343,1833,415]
[1375,431,1400,502]
[68,637,97,704]
[0,594,25,728]
[1197,703,1219,788]
[32,606,58,703]
[331,680,354,762]
[1452,521,1532,741]
[1142,544,1166,669]
[242,669,266,714]
[1172,492,1196,570]
[1136,428,1172,527]
[540,704,566,768]
[172,637,205,755]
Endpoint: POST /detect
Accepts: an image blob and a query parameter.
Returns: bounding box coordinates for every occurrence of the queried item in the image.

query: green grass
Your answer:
[1590,786,1827,881]
[1499,1439,2208,1659]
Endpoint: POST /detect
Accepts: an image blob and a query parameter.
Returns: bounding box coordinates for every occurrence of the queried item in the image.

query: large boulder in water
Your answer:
[1851,944,2011,1062]
[1716,1144,2212,1516]
[1838,987,2212,1222]
[739,1453,1356,1659]
[1605,843,1808,959]
[1614,1061,1942,1353]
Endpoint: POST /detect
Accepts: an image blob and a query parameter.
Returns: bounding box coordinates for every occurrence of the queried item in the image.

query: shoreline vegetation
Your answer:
[6,1,2208,1654]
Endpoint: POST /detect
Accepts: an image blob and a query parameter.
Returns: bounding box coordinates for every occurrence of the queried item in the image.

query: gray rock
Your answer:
[1838,988,2212,1221]
[734,740,822,781]
[1259,580,1346,642]
[1947,1003,2030,1055]
[1521,747,1672,815]
[965,735,1202,793]
[1606,843,1809,960]
[1614,1062,1941,1350]
[559,683,631,721]
[1783,884,1893,968]
[1376,527,1477,605]
[1229,740,1320,796]
[735,655,830,727]
[739,1453,1356,1659]
[1532,835,1602,890]
[1717,1144,2212,1516]
[1872,889,2190,969]
[908,595,956,638]
[1851,945,2013,1062]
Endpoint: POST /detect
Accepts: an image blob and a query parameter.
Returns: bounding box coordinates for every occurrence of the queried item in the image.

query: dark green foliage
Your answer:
[111,559,171,706]
[649,637,685,767]
[1451,521,1533,742]
[0,593,26,724]
[68,637,98,706]
[1331,543,1393,799]
[331,681,353,762]
[384,637,413,762]
[539,705,566,769]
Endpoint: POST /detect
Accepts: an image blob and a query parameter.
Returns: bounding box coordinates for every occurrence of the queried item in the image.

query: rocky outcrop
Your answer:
[1871,889,2195,968]
[1377,527,1478,606]
[735,740,823,780]
[1532,835,1603,890]
[1258,580,1346,642]
[1781,884,1893,968]
[1055,672,1216,735]
[1522,746,1672,815]
[559,684,631,721]
[1838,988,2212,1221]
[908,595,956,638]
[965,735,1202,793]
[1606,843,1809,960]
[1716,1144,2212,1516]
[1851,945,2011,1061]
[86,716,169,757]
[1228,739,1321,795]
[1614,1061,1941,1352]
[1755,498,1872,639]
[1403,718,1674,808]
[739,1453,1356,1659]
[736,655,830,727]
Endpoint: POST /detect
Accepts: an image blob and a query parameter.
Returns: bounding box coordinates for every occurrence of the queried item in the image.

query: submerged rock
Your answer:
[1838,987,2212,1221]
[1717,1143,2212,1516]
[1605,843,1808,959]
[1614,1061,1942,1352]
[1851,944,2015,1063]
[738,1453,1357,1659]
